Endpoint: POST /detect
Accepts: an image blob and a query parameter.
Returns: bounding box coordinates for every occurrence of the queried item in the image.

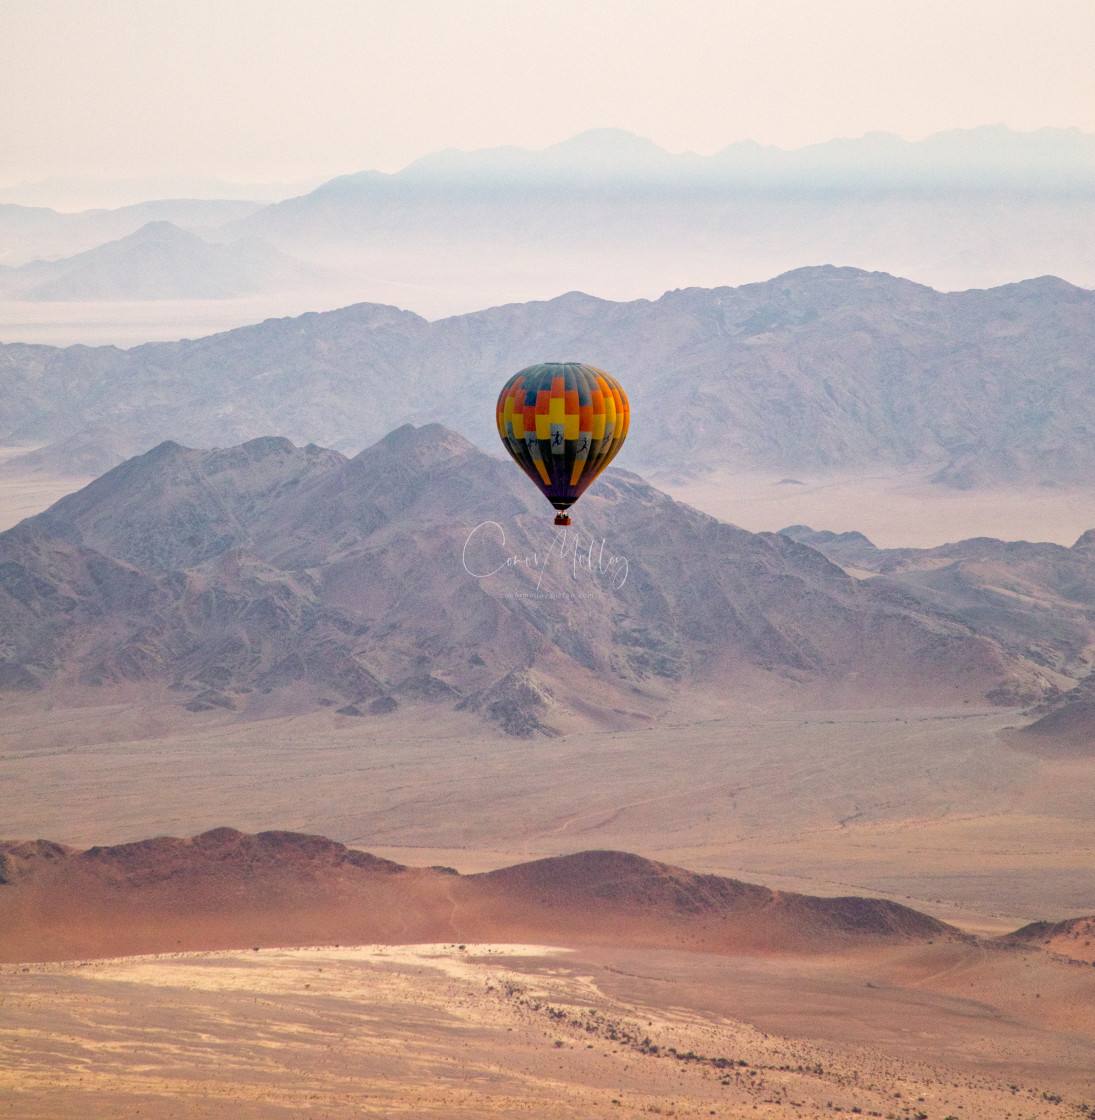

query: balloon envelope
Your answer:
[495,363,630,514]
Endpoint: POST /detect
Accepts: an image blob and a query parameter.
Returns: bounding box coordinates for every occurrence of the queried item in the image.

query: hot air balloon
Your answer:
[495,363,630,525]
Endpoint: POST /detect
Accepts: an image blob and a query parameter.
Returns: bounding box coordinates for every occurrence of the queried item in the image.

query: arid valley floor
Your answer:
[4,460,1095,1119]
[6,939,1095,1120]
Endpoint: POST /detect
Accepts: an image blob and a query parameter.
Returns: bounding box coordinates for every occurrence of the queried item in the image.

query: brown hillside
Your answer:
[1001,914,1095,963]
[463,850,950,948]
[1017,698,1095,755]
[0,830,957,963]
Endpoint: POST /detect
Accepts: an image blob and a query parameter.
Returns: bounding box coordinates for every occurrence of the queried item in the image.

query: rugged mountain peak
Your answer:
[116,219,201,246]
[771,264,880,283]
[548,127,668,157]
[237,435,298,457]
[0,839,74,885]
[0,219,323,302]
[779,525,877,550]
[351,422,477,472]
[476,850,696,896]
[141,438,189,459]
[1002,274,1089,298]
[27,435,348,571]
[2,429,1073,722]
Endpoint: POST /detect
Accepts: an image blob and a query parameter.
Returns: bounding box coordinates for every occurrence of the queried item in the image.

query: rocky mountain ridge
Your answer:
[780,524,1095,701]
[221,127,1095,299]
[0,425,1066,729]
[3,266,1095,488]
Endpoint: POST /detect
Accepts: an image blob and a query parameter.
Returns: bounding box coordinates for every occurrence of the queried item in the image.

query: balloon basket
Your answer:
[554,513,571,526]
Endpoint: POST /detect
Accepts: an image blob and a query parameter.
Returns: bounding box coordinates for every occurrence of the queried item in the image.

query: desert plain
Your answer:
[6,938,1095,1120]
[4,461,1095,1119]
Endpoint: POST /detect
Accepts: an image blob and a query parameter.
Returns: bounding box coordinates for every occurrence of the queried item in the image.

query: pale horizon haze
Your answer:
[4,0,1095,188]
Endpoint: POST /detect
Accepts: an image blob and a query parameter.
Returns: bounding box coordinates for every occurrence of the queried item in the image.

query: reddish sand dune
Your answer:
[0,828,957,963]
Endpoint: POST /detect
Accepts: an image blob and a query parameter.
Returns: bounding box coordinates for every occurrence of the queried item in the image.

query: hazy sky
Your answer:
[4,0,1095,184]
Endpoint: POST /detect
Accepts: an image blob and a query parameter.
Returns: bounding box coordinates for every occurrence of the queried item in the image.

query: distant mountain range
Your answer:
[780,526,1095,693]
[0,199,262,267]
[783,523,1095,746]
[0,221,328,301]
[225,127,1095,301]
[0,173,327,213]
[2,127,1095,307]
[389,126,1095,189]
[0,426,1080,729]
[3,267,1095,488]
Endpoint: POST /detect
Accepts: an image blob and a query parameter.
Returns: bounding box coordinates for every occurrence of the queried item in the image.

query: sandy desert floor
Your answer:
[4,941,1095,1120]
[658,469,1095,550]
[0,287,439,349]
[4,688,1094,935]
[0,449,91,530]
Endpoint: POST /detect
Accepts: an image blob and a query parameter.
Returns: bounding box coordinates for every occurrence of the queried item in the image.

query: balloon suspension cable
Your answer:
[554,513,571,526]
